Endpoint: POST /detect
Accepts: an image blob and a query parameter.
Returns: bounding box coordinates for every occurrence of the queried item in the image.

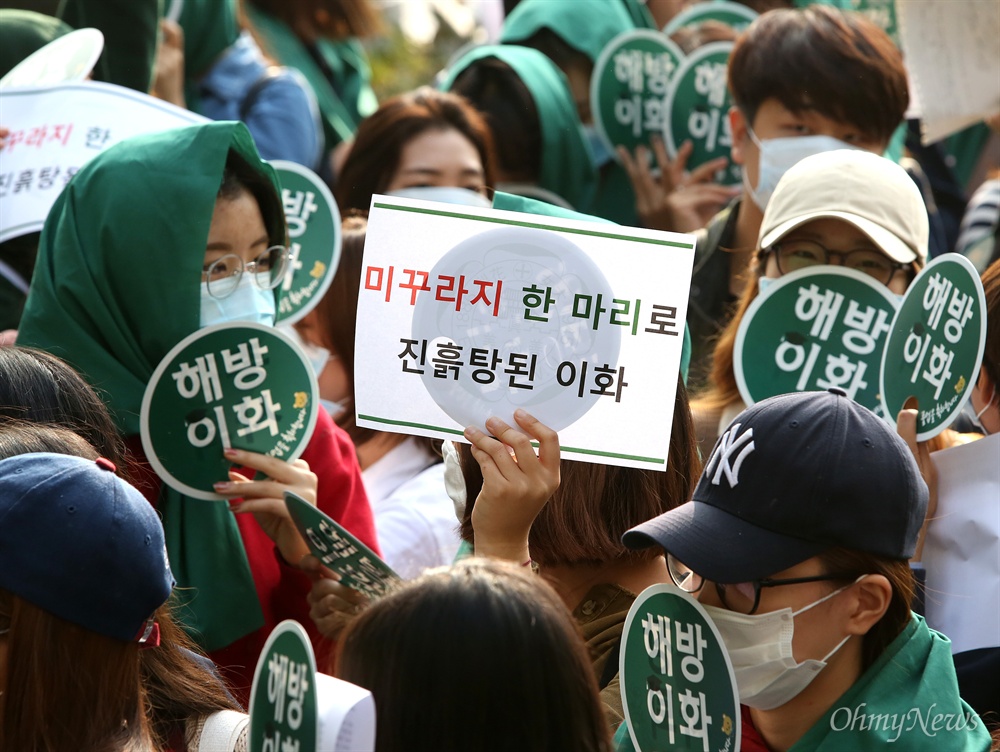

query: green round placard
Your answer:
[590,30,685,162]
[140,323,319,500]
[272,160,342,326]
[663,1,758,35]
[735,267,899,415]
[620,584,740,752]
[662,42,741,187]
[249,620,318,752]
[880,255,987,440]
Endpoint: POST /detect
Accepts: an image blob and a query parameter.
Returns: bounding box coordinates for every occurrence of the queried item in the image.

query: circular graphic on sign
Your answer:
[410,226,621,433]
[249,620,318,752]
[590,30,686,163]
[663,42,741,187]
[140,322,319,500]
[271,160,342,326]
[734,267,899,415]
[0,28,104,89]
[663,1,758,35]
[880,254,987,441]
[620,583,740,752]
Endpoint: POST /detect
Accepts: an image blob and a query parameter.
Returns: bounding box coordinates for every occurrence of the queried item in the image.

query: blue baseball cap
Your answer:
[0,453,174,642]
[623,389,928,582]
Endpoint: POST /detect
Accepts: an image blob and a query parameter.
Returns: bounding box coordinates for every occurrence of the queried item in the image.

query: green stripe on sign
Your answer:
[357,414,665,465]
[371,202,694,250]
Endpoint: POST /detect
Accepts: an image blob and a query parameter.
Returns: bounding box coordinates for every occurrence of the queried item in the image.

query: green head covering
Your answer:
[618,0,658,30]
[500,0,635,64]
[244,3,377,151]
[443,45,598,213]
[18,121,285,652]
[0,9,73,79]
[178,0,240,106]
[57,0,160,92]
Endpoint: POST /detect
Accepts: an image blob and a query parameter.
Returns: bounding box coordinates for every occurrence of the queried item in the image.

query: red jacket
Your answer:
[127,409,377,706]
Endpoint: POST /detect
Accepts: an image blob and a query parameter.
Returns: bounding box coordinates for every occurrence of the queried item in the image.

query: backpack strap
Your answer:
[238,65,285,123]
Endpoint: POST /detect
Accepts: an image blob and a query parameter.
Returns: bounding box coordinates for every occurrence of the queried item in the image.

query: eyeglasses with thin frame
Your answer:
[763,238,909,286]
[667,553,861,615]
[202,245,289,300]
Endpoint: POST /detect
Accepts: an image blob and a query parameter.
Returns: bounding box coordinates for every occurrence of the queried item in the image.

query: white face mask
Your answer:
[278,324,331,377]
[702,579,859,710]
[744,127,857,210]
[320,398,349,419]
[387,186,491,208]
[441,440,467,522]
[964,383,996,434]
[200,273,276,329]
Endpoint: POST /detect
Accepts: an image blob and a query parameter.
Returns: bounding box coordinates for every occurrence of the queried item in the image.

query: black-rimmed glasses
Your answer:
[763,238,908,286]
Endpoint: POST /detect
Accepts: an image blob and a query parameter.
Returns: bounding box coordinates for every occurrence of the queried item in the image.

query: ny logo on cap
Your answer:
[706,423,755,488]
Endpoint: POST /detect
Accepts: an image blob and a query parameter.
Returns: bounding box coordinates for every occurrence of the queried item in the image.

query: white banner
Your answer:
[925,432,1000,654]
[355,195,696,470]
[0,81,207,243]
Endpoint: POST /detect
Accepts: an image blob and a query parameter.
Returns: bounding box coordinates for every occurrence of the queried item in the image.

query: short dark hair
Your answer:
[728,6,908,145]
[334,87,497,211]
[460,376,701,566]
[218,148,287,248]
[336,558,612,752]
[450,58,542,183]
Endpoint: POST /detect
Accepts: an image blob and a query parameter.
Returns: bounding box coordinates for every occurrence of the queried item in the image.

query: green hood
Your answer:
[0,9,72,79]
[244,3,377,150]
[18,121,284,653]
[618,0,657,30]
[791,616,990,751]
[178,0,239,102]
[500,0,635,64]
[443,45,597,213]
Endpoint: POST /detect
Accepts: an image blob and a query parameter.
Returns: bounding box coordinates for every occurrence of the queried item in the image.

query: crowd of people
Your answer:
[0,0,997,751]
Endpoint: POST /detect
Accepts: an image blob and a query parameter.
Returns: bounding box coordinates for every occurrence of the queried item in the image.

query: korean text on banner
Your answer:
[355,195,696,471]
[0,81,207,243]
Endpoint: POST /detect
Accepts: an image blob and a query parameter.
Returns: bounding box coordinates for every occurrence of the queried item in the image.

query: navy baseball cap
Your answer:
[0,453,174,642]
[623,389,928,583]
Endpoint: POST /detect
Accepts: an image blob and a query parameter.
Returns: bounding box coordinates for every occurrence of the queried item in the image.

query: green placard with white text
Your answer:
[620,583,740,752]
[249,620,318,752]
[735,268,899,415]
[880,255,986,440]
[140,323,319,499]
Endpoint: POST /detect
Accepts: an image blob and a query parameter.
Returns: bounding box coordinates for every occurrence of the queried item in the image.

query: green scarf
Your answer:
[18,122,285,652]
[57,0,161,92]
[500,0,635,64]
[178,0,240,109]
[443,45,598,213]
[0,9,72,79]
[244,4,377,151]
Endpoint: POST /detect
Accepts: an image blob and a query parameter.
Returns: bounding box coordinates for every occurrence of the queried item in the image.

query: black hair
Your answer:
[218,149,287,247]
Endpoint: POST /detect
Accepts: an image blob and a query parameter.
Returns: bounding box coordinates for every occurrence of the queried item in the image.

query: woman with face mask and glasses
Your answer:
[622,389,990,752]
[16,121,378,706]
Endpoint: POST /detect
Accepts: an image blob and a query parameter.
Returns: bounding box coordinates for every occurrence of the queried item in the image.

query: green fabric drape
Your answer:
[57,0,161,92]
[244,3,377,152]
[17,122,286,652]
[443,45,598,213]
[0,9,72,78]
[177,0,240,109]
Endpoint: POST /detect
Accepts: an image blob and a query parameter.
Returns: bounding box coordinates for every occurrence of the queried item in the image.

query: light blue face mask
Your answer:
[320,398,349,418]
[744,127,857,210]
[199,273,276,328]
[583,125,615,169]
[388,186,491,208]
[278,324,331,376]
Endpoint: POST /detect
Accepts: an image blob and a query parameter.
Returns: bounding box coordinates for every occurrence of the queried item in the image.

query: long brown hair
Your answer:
[334,87,496,212]
[460,376,701,566]
[0,589,155,752]
[335,558,612,752]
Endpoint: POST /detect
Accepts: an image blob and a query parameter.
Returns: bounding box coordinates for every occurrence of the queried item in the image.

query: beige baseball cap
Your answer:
[758,149,928,265]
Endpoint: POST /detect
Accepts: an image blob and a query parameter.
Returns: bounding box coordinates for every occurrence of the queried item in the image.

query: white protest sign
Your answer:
[0,81,207,243]
[897,0,1000,144]
[355,195,695,471]
[924,433,1000,655]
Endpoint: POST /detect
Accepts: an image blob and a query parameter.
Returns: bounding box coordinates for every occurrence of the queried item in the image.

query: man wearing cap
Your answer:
[621,389,990,751]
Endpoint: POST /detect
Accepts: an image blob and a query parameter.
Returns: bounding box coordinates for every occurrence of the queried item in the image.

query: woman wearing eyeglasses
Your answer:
[692,149,926,452]
[16,121,378,705]
[622,389,990,752]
